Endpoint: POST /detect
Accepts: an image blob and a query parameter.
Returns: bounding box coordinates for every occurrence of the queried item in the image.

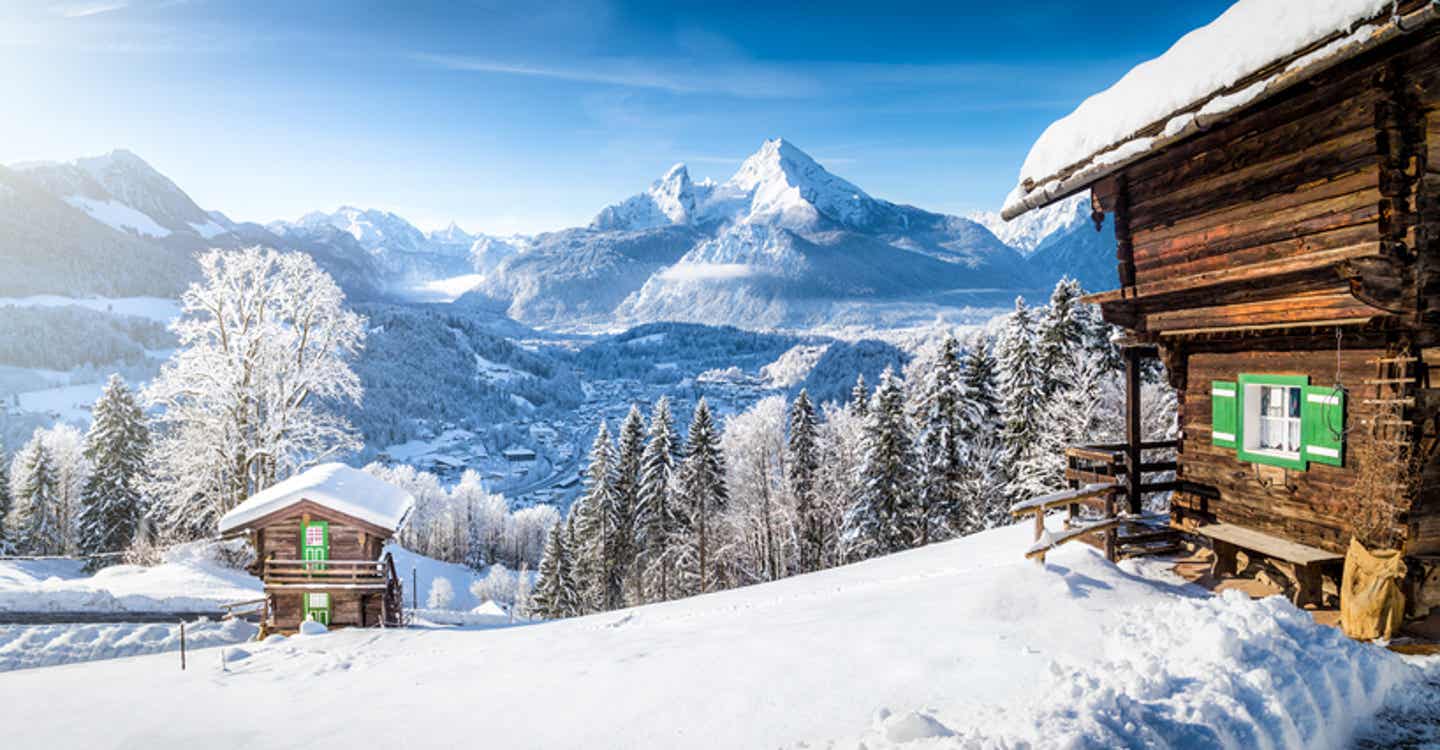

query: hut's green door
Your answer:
[304,592,331,625]
[302,520,329,571]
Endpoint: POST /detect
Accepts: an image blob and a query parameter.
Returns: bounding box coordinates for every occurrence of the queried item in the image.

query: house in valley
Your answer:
[218,463,413,632]
[1004,1,1440,620]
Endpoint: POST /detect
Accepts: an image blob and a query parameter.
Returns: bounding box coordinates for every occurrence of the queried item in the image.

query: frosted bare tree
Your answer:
[721,395,792,584]
[146,248,366,540]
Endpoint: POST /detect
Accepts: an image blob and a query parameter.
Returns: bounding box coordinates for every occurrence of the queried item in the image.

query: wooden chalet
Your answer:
[218,463,413,633]
[1005,1,1440,619]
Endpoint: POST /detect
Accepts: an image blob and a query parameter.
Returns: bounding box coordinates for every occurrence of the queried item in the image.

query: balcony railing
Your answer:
[262,557,390,588]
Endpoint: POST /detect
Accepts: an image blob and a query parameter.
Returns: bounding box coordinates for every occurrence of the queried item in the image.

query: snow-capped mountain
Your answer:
[478,138,1034,328]
[969,192,1091,254]
[268,206,475,281]
[16,150,231,240]
[968,191,1118,294]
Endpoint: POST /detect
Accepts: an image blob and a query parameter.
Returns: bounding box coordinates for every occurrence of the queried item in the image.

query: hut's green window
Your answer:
[1211,374,1345,470]
[305,592,331,625]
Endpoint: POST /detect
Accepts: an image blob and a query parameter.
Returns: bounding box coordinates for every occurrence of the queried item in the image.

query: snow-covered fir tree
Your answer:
[7,433,62,555]
[960,339,1001,440]
[996,297,1044,500]
[637,397,682,603]
[574,422,621,611]
[675,398,728,595]
[846,367,918,559]
[145,248,366,542]
[849,373,869,418]
[77,375,150,565]
[1036,278,1087,397]
[786,389,823,573]
[612,405,647,603]
[956,431,1010,534]
[909,335,965,545]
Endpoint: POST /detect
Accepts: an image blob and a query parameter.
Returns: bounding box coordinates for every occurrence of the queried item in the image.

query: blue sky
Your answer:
[1,0,1231,234]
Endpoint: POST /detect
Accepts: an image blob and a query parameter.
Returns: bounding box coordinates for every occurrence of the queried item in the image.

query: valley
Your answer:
[0,138,1101,513]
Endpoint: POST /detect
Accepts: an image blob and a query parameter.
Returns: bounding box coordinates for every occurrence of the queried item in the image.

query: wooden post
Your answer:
[179,620,186,671]
[1124,347,1143,516]
[412,567,418,612]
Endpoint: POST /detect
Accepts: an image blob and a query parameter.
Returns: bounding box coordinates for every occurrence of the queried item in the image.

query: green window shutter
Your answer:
[1211,381,1237,448]
[1302,385,1345,467]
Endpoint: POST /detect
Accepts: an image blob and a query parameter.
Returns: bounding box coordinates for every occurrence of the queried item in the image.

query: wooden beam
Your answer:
[1125,347,1143,515]
[1083,242,1382,305]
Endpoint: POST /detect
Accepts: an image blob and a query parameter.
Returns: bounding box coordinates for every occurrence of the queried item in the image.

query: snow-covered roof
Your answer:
[1002,0,1438,220]
[217,463,415,534]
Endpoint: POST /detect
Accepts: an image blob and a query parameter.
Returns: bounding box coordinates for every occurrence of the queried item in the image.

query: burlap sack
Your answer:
[1340,537,1407,641]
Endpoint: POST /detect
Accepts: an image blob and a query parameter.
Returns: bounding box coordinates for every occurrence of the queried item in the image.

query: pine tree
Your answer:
[1036,278,1086,397]
[612,405,647,604]
[77,375,151,567]
[573,422,619,612]
[911,336,966,545]
[961,340,1001,440]
[846,367,918,559]
[786,389,822,573]
[996,297,1044,500]
[531,522,580,619]
[7,433,62,555]
[849,374,869,418]
[637,397,681,602]
[675,398,728,595]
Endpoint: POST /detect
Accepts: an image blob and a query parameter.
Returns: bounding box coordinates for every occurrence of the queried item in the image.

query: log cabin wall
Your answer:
[1172,341,1408,555]
[1090,29,1440,557]
[254,507,387,564]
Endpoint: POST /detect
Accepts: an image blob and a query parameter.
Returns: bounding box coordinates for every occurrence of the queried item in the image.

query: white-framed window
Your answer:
[307,592,329,609]
[305,525,325,546]
[1244,383,1301,458]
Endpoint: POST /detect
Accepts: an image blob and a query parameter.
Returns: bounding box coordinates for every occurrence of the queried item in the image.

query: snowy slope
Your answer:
[3,523,1430,749]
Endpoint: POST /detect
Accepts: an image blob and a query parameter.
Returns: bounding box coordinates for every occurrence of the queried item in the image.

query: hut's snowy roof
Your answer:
[1002,0,1431,219]
[217,463,415,534]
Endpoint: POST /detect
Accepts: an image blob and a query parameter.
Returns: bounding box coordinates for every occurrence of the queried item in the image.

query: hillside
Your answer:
[2,523,1429,748]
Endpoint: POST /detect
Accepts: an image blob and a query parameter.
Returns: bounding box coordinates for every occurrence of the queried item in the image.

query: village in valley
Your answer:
[2,0,1440,748]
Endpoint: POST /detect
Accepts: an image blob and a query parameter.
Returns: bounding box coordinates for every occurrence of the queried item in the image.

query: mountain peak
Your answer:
[727,138,873,227]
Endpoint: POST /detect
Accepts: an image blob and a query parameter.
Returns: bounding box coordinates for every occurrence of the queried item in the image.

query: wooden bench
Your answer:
[1192,522,1344,607]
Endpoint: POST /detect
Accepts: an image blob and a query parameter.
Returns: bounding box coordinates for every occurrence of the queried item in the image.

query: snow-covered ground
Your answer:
[0,543,261,613]
[0,619,256,673]
[4,522,1432,748]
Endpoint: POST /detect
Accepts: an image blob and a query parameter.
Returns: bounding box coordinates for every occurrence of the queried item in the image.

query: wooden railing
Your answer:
[1065,439,1179,512]
[1011,482,1119,563]
[262,558,389,587]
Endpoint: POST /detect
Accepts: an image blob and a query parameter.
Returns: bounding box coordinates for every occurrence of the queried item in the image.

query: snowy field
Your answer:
[0,544,260,613]
[4,523,1433,749]
[0,619,256,673]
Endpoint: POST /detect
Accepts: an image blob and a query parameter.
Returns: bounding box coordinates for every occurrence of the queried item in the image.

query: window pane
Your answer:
[1288,387,1301,418]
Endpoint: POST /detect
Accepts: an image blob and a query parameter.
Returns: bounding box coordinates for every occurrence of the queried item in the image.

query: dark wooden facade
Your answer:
[1075,18,1440,613]
[241,500,405,632]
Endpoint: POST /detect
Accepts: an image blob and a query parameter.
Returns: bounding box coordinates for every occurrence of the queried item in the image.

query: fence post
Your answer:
[412,567,418,612]
[179,620,186,671]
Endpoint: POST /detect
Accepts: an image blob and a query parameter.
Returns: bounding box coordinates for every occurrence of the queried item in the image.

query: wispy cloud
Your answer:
[414,53,822,99]
[53,1,129,18]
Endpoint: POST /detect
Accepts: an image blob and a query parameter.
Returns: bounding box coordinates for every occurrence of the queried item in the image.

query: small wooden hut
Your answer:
[1004,1,1440,617]
[218,463,413,632]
